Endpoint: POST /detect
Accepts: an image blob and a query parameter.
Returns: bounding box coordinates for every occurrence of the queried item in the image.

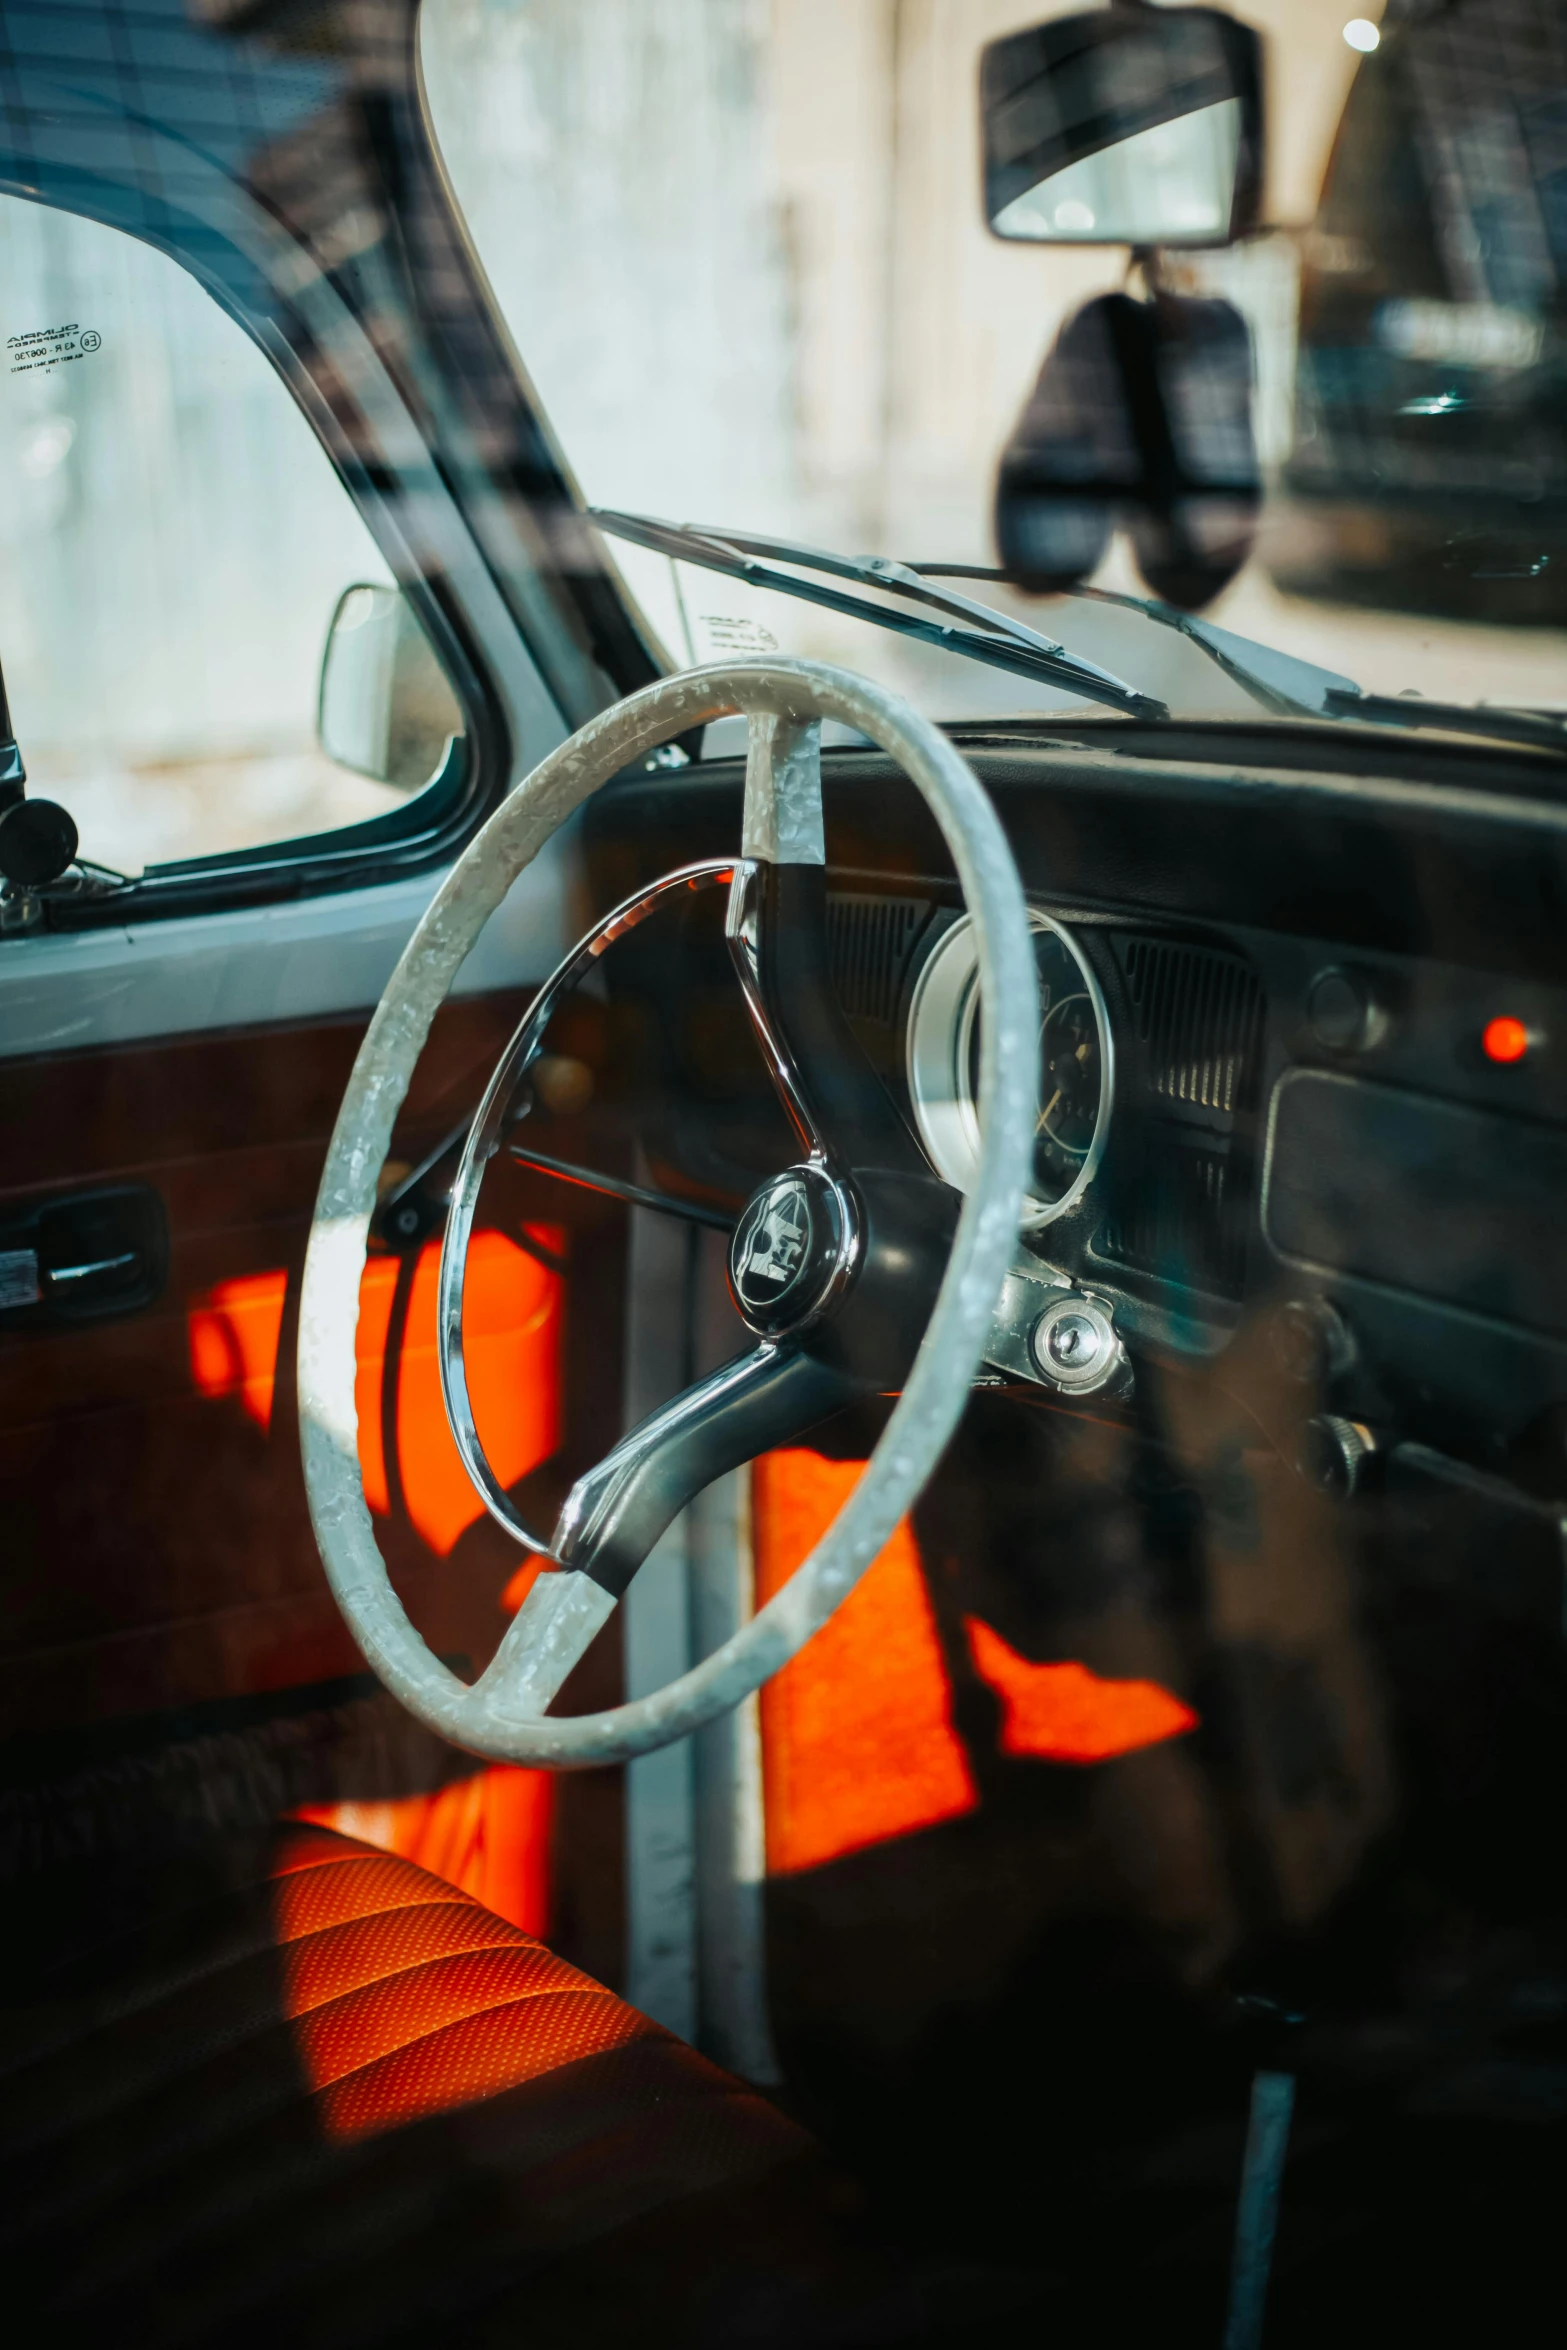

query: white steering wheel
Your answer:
[298,659,1037,1767]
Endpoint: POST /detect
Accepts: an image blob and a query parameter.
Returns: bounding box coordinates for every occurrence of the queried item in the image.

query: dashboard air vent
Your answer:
[1121,937,1264,1114]
[826,892,931,1024]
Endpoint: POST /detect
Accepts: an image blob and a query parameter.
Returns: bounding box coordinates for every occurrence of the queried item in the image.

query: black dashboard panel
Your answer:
[583,719,1567,1483]
[1266,1070,1567,1337]
[587,720,1567,976]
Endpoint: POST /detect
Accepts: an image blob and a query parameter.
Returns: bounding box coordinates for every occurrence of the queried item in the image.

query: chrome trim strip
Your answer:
[724,859,819,1156]
[554,1341,782,1570]
[438,856,739,1555]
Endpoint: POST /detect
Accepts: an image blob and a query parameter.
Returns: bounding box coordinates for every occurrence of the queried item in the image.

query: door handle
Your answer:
[0,1185,168,1327]
[47,1250,140,1287]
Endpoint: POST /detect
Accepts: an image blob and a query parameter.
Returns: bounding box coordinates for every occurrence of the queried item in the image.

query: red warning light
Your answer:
[1482,1015,1532,1065]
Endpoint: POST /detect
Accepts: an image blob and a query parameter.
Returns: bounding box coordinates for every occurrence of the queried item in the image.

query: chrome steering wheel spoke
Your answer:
[440,703,960,1645]
[553,1342,856,1597]
[438,858,737,1560]
[471,1345,858,1725]
[726,708,926,1177]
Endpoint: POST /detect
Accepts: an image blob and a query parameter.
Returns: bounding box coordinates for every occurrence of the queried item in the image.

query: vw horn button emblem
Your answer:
[728,1164,847,1334]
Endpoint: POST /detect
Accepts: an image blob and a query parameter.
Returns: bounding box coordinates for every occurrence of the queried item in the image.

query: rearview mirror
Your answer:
[317,584,464,793]
[980,6,1263,249]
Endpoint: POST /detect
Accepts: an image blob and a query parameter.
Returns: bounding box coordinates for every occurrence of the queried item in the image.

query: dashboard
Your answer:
[575,717,1567,1614]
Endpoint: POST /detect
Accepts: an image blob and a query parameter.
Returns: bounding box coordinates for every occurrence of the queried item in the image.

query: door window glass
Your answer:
[0,196,462,876]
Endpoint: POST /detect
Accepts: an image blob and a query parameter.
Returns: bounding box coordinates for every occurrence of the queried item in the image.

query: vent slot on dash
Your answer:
[1122,936,1264,1117]
[1096,935,1265,1301]
[826,892,931,1025]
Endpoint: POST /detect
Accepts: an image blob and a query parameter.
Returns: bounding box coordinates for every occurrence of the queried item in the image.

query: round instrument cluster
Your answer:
[905,909,1112,1225]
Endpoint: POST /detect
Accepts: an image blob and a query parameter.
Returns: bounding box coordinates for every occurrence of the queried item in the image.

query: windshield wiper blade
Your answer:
[917,566,1360,720]
[924,570,1567,759]
[1319,689,1567,758]
[591,509,1168,720]
[597,513,1567,758]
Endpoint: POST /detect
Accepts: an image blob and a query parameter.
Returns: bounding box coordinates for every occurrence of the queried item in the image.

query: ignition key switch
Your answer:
[1030,1292,1128,1397]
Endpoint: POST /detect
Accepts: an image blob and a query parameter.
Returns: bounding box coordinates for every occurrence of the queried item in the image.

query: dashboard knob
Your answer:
[1297,1413,1379,1497]
[1306,965,1386,1054]
[531,1053,596,1115]
[1271,1297,1356,1387]
[0,797,77,888]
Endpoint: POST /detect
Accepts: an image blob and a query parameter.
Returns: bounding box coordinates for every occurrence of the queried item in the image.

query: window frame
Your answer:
[0,0,666,934]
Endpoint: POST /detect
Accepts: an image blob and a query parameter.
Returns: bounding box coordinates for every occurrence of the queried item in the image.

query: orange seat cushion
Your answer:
[266,1823,656,2140]
[0,1822,823,2346]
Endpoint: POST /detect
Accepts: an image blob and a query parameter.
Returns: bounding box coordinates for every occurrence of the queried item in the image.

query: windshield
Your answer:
[421,0,1567,729]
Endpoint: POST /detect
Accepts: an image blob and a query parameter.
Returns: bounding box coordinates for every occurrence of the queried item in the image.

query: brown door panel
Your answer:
[0,996,526,1226]
[0,994,577,1738]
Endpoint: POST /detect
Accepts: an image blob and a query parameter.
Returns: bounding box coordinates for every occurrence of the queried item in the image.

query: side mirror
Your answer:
[317,584,464,793]
[980,6,1263,249]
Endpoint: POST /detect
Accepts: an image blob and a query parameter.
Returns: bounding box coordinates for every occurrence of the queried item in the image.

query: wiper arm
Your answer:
[1319,689,1567,759]
[597,513,1567,759]
[922,569,1567,760]
[917,566,1359,720]
[591,509,1167,720]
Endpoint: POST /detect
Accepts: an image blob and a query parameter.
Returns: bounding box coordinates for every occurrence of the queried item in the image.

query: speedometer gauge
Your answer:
[906,910,1112,1226]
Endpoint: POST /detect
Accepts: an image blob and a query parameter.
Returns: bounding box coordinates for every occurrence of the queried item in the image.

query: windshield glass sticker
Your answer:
[701,614,778,655]
[7,324,103,375]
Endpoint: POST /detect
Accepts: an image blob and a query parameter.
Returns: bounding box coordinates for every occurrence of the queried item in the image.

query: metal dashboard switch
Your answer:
[983,1258,1132,1399]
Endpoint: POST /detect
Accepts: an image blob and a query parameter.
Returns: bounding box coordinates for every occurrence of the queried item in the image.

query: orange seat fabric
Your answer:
[266,1824,653,2140]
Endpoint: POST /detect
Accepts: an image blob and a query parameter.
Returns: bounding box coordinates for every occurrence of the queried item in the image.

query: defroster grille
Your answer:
[826,892,931,1024]
[1121,937,1264,1114]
